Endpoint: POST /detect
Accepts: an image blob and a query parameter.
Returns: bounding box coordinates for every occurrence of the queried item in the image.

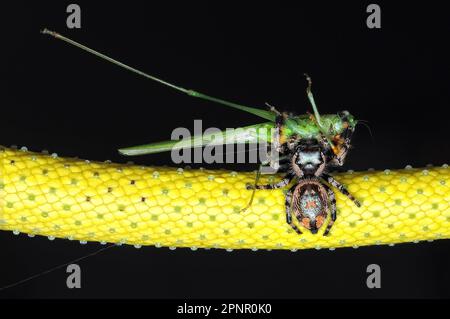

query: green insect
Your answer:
[42,29,361,233]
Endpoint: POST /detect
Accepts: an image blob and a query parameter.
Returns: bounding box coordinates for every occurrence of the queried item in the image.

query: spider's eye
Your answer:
[297,151,321,165]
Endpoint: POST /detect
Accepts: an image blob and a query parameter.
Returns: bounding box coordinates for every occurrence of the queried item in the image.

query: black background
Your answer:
[2,1,450,299]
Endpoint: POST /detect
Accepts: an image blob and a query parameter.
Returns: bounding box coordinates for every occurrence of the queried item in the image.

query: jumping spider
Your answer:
[247,75,361,236]
[247,137,361,236]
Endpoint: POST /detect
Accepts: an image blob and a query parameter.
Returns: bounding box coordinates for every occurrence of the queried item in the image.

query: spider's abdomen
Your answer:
[300,192,322,219]
[292,182,328,233]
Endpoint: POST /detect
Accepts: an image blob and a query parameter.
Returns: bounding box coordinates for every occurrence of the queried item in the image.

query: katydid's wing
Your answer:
[118,122,274,156]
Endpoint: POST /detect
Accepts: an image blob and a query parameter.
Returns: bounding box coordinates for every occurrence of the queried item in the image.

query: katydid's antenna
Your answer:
[40,28,181,91]
[40,28,276,122]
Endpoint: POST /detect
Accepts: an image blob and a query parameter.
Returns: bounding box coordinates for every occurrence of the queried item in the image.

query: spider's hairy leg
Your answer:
[285,188,303,235]
[322,173,361,207]
[323,184,337,236]
[329,115,355,166]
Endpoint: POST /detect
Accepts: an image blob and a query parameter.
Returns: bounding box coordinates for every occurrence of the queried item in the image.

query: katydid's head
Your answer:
[279,76,358,144]
[338,110,357,128]
[276,75,357,169]
[303,74,356,131]
[302,74,357,155]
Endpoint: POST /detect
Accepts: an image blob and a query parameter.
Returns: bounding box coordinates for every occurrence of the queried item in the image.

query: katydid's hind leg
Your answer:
[242,165,263,212]
[323,174,361,207]
[285,189,302,235]
[247,174,292,190]
[272,118,283,154]
[242,152,289,212]
[323,185,337,236]
[244,153,288,194]
[303,74,322,124]
[242,163,280,212]
[265,102,282,116]
[243,172,292,213]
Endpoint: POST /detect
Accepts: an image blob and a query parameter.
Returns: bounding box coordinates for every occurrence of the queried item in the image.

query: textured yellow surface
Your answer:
[0,145,449,250]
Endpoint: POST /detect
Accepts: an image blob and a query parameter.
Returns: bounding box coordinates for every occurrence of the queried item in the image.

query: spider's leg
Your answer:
[322,184,337,236]
[274,162,290,172]
[242,172,292,212]
[322,173,361,207]
[328,125,354,166]
[285,188,302,235]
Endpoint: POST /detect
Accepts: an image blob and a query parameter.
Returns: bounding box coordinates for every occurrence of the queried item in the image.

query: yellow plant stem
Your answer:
[0,146,449,250]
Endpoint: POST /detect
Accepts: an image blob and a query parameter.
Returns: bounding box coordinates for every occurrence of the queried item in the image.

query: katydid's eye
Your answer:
[338,110,350,118]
